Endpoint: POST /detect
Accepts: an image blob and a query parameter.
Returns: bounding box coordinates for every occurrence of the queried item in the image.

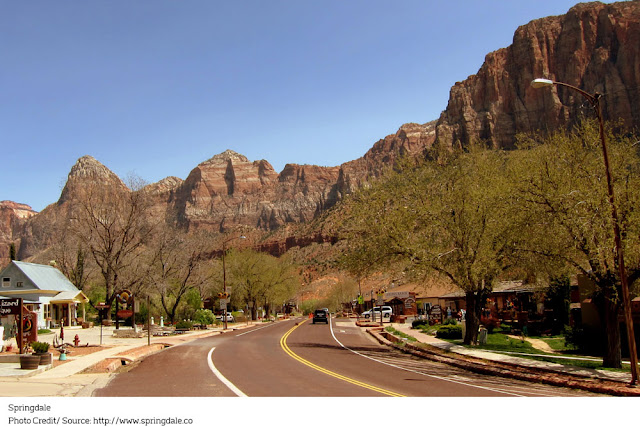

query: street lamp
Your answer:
[221,235,246,330]
[532,78,639,385]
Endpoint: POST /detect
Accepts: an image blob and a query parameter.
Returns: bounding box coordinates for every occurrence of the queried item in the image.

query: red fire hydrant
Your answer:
[73,334,80,347]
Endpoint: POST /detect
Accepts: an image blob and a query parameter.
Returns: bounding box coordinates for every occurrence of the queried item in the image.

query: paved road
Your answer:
[95,317,596,397]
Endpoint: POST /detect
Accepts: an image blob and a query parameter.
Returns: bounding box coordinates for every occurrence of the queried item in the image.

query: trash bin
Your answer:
[478,327,488,345]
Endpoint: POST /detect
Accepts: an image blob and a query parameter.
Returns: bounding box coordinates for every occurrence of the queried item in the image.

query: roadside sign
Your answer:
[0,298,21,316]
[220,300,227,310]
[117,309,133,319]
[377,294,384,306]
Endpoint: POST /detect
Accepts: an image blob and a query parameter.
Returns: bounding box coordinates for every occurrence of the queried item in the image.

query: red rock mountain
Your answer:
[435,1,640,149]
[4,1,640,264]
[0,201,37,263]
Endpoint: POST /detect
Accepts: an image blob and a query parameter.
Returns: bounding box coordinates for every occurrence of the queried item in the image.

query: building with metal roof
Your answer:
[0,261,88,331]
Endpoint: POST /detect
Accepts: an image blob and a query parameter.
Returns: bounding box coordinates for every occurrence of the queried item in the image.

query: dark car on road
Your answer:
[312,309,329,324]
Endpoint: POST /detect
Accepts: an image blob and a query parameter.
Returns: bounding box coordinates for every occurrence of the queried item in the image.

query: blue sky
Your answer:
[1,1,608,211]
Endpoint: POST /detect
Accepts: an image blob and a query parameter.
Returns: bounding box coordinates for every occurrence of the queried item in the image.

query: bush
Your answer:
[443,318,457,325]
[30,341,50,353]
[193,309,215,326]
[481,317,500,333]
[435,325,462,339]
[412,319,429,329]
[175,320,193,330]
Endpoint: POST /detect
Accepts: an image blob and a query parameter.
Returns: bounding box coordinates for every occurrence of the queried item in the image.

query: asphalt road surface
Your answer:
[95,317,597,397]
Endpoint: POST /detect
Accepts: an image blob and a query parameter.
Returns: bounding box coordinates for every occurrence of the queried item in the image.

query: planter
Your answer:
[37,352,53,365]
[20,355,41,370]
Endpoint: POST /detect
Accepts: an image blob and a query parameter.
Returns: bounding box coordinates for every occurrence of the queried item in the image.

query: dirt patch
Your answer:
[79,344,166,374]
[52,346,113,368]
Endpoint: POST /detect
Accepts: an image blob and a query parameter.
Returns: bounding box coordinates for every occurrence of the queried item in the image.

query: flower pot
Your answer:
[20,355,41,370]
[37,352,53,365]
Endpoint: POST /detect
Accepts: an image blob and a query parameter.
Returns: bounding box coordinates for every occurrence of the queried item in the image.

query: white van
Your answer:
[362,306,393,321]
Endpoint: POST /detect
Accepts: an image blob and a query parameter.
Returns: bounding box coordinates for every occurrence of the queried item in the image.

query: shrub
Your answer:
[435,325,462,339]
[481,317,500,333]
[30,341,50,353]
[193,309,215,326]
[412,319,429,329]
[443,318,457,325]
[175,320,193,330]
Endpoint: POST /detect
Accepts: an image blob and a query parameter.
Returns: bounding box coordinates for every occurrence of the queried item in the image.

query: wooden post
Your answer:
[18,298,24,354]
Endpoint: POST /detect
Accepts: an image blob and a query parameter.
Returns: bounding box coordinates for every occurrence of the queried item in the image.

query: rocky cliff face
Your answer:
[9,1,640,261]
[172,124,436,231]
[435,1,640,149]
[0,201,37,266]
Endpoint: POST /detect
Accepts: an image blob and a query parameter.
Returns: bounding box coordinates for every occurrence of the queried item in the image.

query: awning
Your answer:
[50,290,90,304]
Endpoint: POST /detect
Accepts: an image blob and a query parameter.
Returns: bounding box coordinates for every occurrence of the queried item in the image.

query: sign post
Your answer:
[18,298,24,354]
[377,289,385,326]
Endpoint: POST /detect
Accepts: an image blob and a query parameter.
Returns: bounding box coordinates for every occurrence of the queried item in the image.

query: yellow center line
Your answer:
[280,319,406,397]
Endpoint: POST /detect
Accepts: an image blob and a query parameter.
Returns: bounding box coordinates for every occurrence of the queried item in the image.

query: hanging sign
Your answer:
[117,290,132,305]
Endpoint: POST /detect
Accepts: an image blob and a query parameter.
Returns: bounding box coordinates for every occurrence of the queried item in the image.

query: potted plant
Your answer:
[20,348,41,370]
[30,341,52,365]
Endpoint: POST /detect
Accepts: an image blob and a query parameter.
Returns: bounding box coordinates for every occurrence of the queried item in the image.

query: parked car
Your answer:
[216,313,234,322]
[312,309,329,324]
[362,306,392,320]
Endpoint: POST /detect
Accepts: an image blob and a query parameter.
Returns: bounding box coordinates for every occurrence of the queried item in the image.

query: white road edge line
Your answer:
[328,318,525,397]
[236,322,279,337]
[207,347,248,397]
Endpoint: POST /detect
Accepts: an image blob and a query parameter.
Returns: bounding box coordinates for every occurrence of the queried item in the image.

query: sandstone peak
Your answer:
[142,176,184,195]
[200,150,250,166]
[68,155,121,182]
[0,200,38,218]
[59,155,127,204]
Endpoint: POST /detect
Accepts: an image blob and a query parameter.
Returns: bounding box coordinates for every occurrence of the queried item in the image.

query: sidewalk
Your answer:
[391,322,633,383]
[383,321,640,396]
[0,322,257,397]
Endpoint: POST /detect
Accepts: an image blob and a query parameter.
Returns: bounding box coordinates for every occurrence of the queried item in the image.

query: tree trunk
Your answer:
[601,286,622,368]
[464,291,485,345]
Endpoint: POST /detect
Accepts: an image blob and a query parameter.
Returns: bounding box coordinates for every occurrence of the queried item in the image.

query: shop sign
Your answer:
[0,298,21,316]
[117,309,134,319]
[22,311,37,344]
[386,291,410,299]
[430,305,442,317]
[404,297,416,309]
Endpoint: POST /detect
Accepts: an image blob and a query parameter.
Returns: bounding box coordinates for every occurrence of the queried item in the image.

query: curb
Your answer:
[367,328,640,397]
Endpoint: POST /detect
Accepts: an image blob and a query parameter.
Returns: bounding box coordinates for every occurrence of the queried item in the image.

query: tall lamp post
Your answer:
[221,235,246,330]
[531,78,639,385]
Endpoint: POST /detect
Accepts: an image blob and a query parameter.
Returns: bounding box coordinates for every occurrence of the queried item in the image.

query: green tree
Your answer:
[511,120,640,367]
[340,148,519,344]
[226,250,300,320]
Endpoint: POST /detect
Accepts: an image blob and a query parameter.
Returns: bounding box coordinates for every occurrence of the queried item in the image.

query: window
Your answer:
[16,281,23,288]
[1,277,9,288]
[43,304,51,320]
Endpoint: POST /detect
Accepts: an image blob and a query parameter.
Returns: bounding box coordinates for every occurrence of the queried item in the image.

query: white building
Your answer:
[0,261,89,332]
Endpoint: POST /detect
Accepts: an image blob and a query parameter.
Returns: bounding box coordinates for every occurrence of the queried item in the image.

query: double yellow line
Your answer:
[280,320,405,397]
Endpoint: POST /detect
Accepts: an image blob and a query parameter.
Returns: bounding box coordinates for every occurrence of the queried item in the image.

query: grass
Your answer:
[538,336,568,351]
[460,333,631,373]
[410,324,634,373]
[385,326,417,342]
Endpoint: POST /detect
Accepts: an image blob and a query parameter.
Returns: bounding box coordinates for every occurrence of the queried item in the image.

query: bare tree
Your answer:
[147,229,211,323]
[67,178,157,317]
